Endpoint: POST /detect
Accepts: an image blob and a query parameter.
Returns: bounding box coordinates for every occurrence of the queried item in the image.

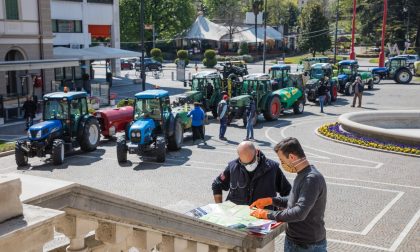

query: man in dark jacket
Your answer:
[245,95,256,140]
[317,83,328,113]
[351,76,364,107]
[22,96,37,130]
[212,141,291,207]
[217,95,229,141]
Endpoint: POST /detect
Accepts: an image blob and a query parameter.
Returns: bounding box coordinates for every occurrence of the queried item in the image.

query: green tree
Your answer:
[266,0,299,34]
[120,0,195,49]
[298,3,332,56]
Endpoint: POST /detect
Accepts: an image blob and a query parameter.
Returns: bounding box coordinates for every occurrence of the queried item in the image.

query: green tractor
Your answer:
[15,91,100,166]
[305,63,339,103]
[269,64,291,90]
[227,73,306,126]
[337,60,374,95]
[116,89,194,163]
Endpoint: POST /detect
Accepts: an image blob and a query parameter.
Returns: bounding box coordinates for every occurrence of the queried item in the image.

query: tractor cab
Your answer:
[337,60,358,81]
[190,71,224,117]
[269,65,291,90]
[132,90,171,142]
[310,63,333,80]
[388,57,408,76]
[305,63,339,102]
[298,57,330,72]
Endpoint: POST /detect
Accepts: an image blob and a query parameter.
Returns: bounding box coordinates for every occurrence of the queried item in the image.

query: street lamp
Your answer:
[334,0,340,64]
[262,0,268,73]
[252,1,262,56]
[349,0,356,60]
[403,3,409,42]
[378,0,387,67]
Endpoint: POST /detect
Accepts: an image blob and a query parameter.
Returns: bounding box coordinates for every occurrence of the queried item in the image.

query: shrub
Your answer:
[117,98,135,108]
[175,50,189,66]
[203,58,217,68]
[204,49,216,59]
[150,48,162,58]
[242,54,254,63]
[238,42,249,55]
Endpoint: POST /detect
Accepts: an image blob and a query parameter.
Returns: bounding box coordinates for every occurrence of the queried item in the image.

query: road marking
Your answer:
[388,208,420,251]
[324,176,420,190]
[327,239,389,251]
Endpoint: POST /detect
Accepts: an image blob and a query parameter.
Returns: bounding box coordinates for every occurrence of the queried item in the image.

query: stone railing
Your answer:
[0,174,285,252]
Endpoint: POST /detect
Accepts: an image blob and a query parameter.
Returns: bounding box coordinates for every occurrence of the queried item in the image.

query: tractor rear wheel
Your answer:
[116,136,127,163]
[80,119,100,152]
[373,74,381,84]
[15,144,28,167]
[395,69,412,84]
[344,82,354,96]
[51,139,64,165]
[156,137,166,163]
[167,118,183,151]
[263,96,281,121]
[367,80,374,90]
[293,99,305,114]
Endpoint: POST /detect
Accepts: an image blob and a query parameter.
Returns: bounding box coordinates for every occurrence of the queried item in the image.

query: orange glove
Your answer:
[250,197,273,209]
[250,209,269,219]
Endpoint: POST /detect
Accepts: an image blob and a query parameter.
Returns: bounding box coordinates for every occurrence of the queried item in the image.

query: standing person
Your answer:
[323,77,331,105]
[187,102,206,144]
[250,137,327,252]
[217,95,229,141]
[245,94,256,141]
[212,141,291,206]
[22,96,37,130]
[317,82,327,113]
[351,76,364,107]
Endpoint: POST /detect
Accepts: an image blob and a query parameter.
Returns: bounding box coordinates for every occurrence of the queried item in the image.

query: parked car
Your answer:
[120,60,134,70]
[135,58,162,71]
[399,54,419,68]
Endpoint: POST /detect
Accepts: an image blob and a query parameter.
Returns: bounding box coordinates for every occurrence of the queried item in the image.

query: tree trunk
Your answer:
[415,13,420,47]
[312,50,316,57]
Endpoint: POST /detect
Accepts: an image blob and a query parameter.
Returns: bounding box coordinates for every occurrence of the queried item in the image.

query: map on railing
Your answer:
[185,201,276,234]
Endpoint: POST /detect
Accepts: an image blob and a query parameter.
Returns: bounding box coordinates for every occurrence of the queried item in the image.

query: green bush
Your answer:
[204,49,216,59]
[238,42,249,55]
[203,58,217,68]
[151,48,162,58]
[242,54,254,63]
[175,50,189,66]
[117,98,135,108]
[406,49,416,55]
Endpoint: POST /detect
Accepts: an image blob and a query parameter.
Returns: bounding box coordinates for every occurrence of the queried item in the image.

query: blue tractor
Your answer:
[371,56,413,84]
[15,91,101,166]
[337,60,373,95]
[116,89,193,163]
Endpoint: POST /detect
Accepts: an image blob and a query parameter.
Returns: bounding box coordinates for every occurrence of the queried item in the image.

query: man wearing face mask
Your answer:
[211,141,291,208]
[250,137,327,252]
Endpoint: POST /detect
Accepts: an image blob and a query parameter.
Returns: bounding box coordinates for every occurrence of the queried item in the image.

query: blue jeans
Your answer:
[219,117,227,138]
[319,95,325,113]
[285,237,327,252]
[246,118,254,139]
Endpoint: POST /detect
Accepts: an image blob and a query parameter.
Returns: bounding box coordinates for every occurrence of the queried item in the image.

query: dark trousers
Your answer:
[192,125,204,141]
[219,117,227,138]
[352,92,362,107]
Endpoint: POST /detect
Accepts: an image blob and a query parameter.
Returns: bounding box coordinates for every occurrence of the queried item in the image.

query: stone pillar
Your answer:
[95,221,133,251]
[126,229,162,252]
[248,240,275,252]
[55,215,98,252]
[0,176,23,222]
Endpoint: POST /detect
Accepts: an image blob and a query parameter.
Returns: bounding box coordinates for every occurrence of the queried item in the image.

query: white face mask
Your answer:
[240,153,259,172]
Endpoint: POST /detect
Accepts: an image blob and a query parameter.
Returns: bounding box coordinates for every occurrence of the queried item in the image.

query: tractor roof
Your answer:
[311,63,331,69]
[390,56,407,61]
[193,71,220,78]
[135,89,169,99]
[43,91,87,101]
[338,60,358,65]
[270,64,291,70]
[243,73,270,80]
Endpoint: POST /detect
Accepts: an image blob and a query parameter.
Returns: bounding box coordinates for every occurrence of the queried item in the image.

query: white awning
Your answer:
[220,26,282,43]
[0,59,80,71]
[185,15,229,40]
[54,46,141,61]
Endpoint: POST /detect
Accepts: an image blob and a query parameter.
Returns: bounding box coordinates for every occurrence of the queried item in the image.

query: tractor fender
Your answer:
[167,113,176,137]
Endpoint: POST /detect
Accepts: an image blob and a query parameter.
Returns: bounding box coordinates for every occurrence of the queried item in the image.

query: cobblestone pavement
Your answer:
[0,63,419,251]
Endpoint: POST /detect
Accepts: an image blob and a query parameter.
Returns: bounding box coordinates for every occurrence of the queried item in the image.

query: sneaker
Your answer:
[219,137,227,141]
[244,138,249,141]
[249,137,254,141]
[351,105,355,107]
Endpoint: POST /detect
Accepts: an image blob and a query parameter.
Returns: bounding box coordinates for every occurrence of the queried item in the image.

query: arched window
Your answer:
[5,0,19,20]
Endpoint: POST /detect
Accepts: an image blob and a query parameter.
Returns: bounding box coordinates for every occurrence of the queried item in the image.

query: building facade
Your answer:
[0,0,54,106]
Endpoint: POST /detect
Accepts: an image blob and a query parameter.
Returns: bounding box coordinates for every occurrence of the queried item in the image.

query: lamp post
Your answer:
[262,0,267,73]
[349,0,356,60]
[378,0,387,67]
[334,0,340,64]
[140,0,146,91]
[252,1,262,56]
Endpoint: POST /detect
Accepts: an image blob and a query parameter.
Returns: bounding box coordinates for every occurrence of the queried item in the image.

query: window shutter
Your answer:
[5,0,19,20]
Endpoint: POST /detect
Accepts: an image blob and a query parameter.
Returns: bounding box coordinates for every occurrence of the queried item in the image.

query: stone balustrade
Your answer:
[0,174,284,252]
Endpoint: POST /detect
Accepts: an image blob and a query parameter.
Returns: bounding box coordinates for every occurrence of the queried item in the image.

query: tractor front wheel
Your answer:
[167,118,183,151]
[116,136,127,163]
[293,99,305,114]
[395,69,412,84]
[51,139,64,165]
[15,144,28,167]
[367,80,374,90]
[80,119,100,152]
[263,96,281,121]
[344,82,354,96]
[156,137,166,163]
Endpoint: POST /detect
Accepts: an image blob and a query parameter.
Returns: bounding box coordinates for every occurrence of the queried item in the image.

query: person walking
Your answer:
[317,82,327,113]
[245,94,256,141]
[250,137,327,252]
[217,95,229,141]
[187,102,206,144]
[22,96,37,130]
[212,141,291,206]
[351,76,364,107]
[323,77,331,105]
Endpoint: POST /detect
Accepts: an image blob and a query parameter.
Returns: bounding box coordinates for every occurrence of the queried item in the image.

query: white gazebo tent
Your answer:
[185,15,228,40]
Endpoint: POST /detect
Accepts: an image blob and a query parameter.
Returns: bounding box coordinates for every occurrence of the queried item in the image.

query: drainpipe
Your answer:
[37,0,45,96]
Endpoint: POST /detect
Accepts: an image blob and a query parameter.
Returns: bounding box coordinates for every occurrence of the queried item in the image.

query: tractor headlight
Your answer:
[136,132,141,137]
[36,130,42,138]
[131,132,136,138]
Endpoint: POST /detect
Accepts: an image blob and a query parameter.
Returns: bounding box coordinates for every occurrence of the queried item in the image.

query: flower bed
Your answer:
[318,122,420,156]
